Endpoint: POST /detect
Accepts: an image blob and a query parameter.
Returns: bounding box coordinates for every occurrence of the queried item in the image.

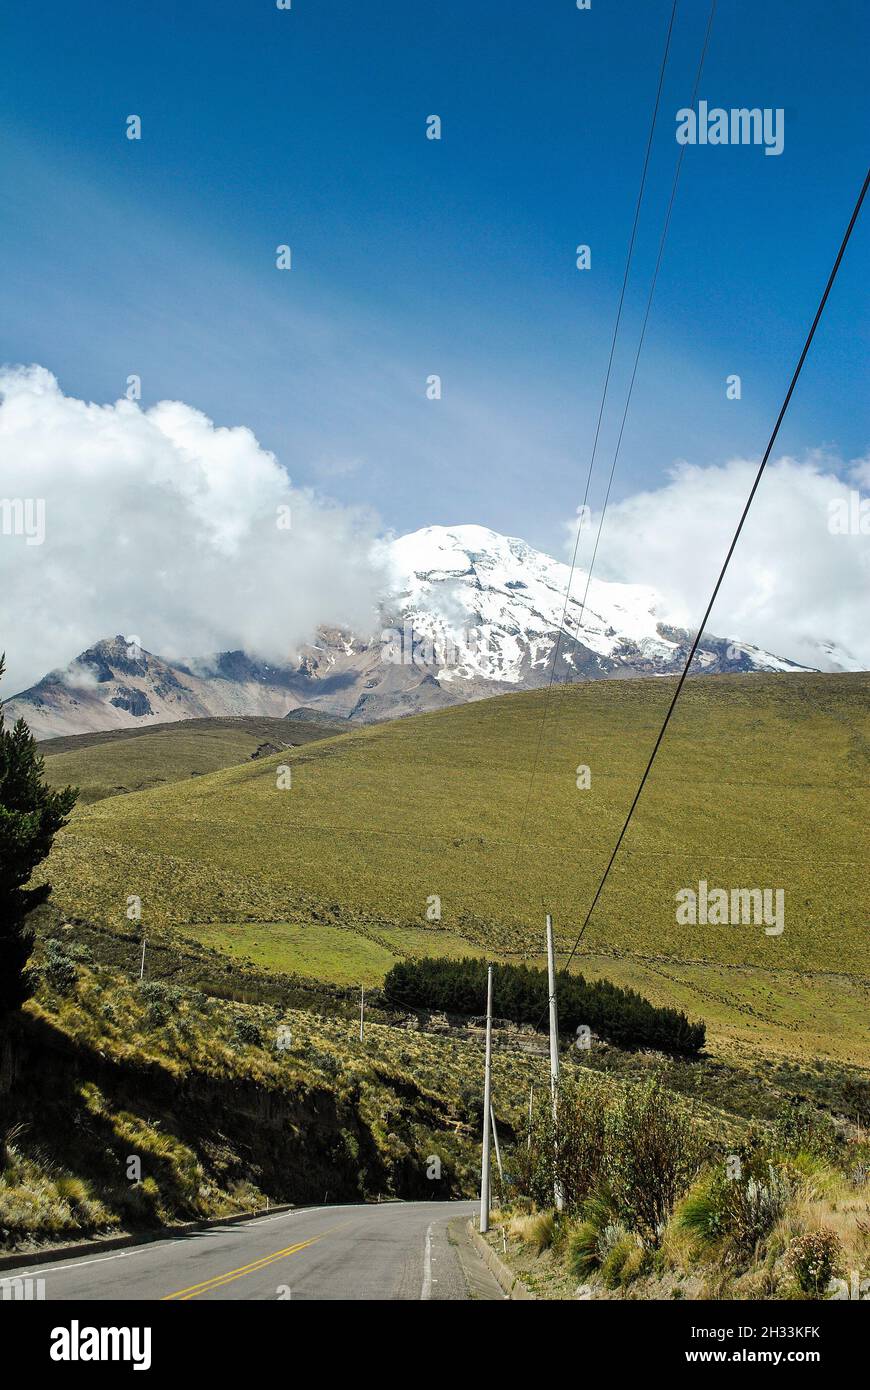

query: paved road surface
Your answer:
[1,1201,503,1301]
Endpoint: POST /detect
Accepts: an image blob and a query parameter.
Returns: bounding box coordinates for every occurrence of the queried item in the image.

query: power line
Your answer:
[552,163,870,994]
[523,0,717,840]
[514,0,679,852]
[552,0,716,719]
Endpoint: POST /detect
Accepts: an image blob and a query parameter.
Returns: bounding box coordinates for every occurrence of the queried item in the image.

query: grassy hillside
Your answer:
[38,673,869,1059]
[40,714,348,804]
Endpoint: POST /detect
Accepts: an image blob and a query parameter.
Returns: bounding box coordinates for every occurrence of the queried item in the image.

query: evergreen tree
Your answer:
[0,656,78,1020]
[384,955,705,1055]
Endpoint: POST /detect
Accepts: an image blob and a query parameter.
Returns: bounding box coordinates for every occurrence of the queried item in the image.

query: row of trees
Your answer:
[384,956,706,1055]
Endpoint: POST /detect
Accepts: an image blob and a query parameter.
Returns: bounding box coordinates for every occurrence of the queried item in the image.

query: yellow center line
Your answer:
[162,1222,350,1301]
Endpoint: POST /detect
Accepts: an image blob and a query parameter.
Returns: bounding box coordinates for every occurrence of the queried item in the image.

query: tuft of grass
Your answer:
[509,1209,556,1254]
[600,1232,638,1288]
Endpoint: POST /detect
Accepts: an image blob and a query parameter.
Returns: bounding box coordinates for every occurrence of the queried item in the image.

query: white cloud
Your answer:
[2,368,865,700]
[571,455,870,670]
[0,366,385,694]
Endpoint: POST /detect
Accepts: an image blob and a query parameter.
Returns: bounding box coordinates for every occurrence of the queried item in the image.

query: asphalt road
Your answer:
[1,1201,503,1301]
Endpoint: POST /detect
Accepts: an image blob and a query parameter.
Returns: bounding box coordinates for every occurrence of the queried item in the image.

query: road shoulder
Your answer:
[447,1218,506,1300]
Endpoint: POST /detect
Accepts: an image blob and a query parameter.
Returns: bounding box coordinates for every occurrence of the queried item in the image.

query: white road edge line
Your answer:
[1,1208,309,1277]
[3,1201,476,1281]
[420,1223,434,1300]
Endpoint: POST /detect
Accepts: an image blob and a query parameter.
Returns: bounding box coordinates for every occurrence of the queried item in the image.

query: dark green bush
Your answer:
[384,957,705,1055]
[136,980,178,1028]
[0,658,78,1020]
[43,947,77,995]
[232,1017,263,1048]
[41,939,78,995]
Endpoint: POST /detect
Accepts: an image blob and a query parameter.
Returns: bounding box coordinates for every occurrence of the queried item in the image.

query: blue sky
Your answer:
[1,0,867,555]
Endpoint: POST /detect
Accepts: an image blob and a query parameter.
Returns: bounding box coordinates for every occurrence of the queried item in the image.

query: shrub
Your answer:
[307,1047,340,1078]
[849,1162,868,1189]
[773,1099,840,1164]
[65,942,93,963]
[556,1079,608,1211]
[459,1084,484,1129]
[136,981,180,1029]
[518,1077,704,1238]
[232,1017,263,1048]
[725,1168,793,1258]
[786,1230,842,1296]
[519,1077,608,1213]
[678,1158,792,1258]
[42,943,77,995]
[138,981,175,1006]
[604,1077,704,1242]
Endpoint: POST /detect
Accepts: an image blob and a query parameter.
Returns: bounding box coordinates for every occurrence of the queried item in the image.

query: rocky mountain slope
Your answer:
[8,524,815,739]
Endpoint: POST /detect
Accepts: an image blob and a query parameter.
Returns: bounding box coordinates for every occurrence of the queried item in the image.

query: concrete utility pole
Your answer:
[479,964,494,1233]
[359,986,365,1043]
[545,915,564,1212]
[139,936,147,981]
[528,1083,534,1151]
[490,1104,504,1186]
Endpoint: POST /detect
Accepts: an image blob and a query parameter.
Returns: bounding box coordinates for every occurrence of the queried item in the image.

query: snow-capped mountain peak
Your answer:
[382,524,804,685]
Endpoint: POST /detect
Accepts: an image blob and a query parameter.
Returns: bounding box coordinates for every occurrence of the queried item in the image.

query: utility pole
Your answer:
[479,963,494,1234]
[546,914,564,1212]
[359,985,365,1043]
[527,1083,534,1152]
[490,1104,504,1187]
[139,935,146,981]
